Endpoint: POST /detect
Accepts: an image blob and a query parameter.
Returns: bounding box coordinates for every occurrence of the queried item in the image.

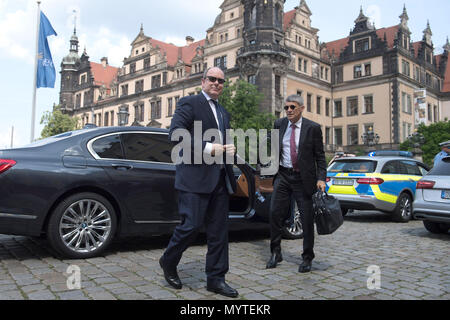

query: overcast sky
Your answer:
[0,0,448,148]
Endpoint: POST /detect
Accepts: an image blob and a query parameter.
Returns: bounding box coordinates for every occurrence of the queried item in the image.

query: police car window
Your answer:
[329,160,376,173]
[400,161,421,176]
[92,134,124,159]
[418,165,429,176]
[381,161,399,174]
[121,133,173,163]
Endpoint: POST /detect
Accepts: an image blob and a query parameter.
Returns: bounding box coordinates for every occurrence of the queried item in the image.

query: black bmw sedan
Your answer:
[0,127,301,259]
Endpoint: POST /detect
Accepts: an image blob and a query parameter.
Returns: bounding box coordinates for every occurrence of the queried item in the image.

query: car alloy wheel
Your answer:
[47,193,117,259]
[60,199,112,254]
[393,193,412,223]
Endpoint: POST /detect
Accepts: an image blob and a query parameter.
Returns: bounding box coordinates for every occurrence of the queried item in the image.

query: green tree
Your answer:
[219,79,276,163]
[40,105,79,139]
[219,79,275,131]
[400,121,450,166]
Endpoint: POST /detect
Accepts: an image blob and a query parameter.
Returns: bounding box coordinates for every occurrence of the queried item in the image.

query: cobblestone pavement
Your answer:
[0,211,449,300]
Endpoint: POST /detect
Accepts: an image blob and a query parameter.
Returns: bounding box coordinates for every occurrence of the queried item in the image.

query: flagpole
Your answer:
[31,1,41,143]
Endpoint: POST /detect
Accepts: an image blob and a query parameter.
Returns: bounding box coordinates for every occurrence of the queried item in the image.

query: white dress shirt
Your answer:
[281,118,302,168]
[202,91,222,155]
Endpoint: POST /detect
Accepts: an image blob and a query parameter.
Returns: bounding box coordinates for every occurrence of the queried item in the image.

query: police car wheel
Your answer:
[392,193,412,223]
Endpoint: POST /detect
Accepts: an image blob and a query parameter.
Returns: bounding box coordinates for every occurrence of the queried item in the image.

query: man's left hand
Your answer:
[317,180,326,192]
[224,144,236,156]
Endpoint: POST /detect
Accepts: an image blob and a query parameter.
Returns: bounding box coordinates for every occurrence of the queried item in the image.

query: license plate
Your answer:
[442,190,450,200]
[333,179,354,186]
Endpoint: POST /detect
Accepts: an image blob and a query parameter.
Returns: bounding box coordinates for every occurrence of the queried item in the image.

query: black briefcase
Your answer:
[312,191,344,235]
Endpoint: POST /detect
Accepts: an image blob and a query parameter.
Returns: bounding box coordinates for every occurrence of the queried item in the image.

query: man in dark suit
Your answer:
[266,94,327,273]
[159,67,239,298]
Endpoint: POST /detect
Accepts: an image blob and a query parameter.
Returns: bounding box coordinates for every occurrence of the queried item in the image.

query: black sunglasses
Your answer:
[284,105,298,111]
[206,76,226,84]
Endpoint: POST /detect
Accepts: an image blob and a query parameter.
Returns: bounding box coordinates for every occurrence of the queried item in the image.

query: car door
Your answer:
[90,131,179,224]
[398,160,424,195]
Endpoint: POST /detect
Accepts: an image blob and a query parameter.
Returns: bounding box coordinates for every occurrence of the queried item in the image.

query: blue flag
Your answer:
[36,11,57,88]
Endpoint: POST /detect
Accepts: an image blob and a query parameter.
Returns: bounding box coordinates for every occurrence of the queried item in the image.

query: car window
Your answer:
[399,161,422,176]
[328,160,376,173]
[381,161,399,174]
[428,157,450,176]
[418,164,429,176]
[121,133,173,163]
[91,134,124,159]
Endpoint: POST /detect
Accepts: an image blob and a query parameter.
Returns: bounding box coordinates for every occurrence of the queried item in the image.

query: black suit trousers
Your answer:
[270,169,315,262]
[163,171,230,284]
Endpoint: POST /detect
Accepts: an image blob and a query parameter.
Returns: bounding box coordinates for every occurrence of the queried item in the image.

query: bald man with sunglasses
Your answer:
[160,67,239,298]
[266,94,327,273]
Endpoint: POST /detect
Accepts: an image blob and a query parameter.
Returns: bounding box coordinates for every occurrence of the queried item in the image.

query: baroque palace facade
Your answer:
[59,0,450,152]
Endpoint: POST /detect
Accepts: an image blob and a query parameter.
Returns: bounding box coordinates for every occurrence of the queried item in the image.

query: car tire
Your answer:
[392,193,413,223]
[282,200,303,240]
[47,193,117,259]
[423,221,449,234]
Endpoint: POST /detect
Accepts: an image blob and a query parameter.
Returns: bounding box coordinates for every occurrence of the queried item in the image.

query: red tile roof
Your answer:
[324,25,400,59]
[412,41,421,58]
[149,38,205,67]
[283,9,296,31]
[439,55,450,92]
[90,62,118,89]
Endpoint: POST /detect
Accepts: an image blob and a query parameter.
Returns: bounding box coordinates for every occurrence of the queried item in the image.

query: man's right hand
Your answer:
[211,144,224,156]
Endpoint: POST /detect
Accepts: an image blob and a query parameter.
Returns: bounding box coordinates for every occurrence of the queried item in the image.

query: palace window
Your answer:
[363,95,374,114]
[325,99,330,117]
[275,75,281,96]
[334,100,342,118]
[214,56,227,70]
[144,58,150,70]
[364,63,371,76]
[151,101,162,120]
[152,75,161,89]
[325,127,331,145]
[347,96,358,116]
[316,96,321,114]
[354,65,362,78]
[347,125,359,146]
[334,128,343,146]
[248,75,256,85]
[307,94,312,112]
[135,80,144,94]
[130,63,136,74]
[121,84,128,97]
[168,98,174,117]
[402,60,410,77]
[355,38,370,53]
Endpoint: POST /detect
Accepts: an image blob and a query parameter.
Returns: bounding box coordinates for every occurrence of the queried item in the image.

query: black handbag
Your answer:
[312,191,344,235]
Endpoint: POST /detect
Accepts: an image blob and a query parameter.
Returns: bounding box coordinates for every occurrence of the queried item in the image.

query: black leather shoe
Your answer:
[159,256,182,289]
[298,260,312,273]
[266,252,283,269]
[207,281,239,298]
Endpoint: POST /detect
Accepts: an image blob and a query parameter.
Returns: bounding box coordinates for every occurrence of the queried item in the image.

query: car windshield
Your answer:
[428,157,450,176]
[329,160,376,173]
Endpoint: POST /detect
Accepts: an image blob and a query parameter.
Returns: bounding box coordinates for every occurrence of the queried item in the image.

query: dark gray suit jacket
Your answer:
[274,117,327,196]
[169,93,237,194]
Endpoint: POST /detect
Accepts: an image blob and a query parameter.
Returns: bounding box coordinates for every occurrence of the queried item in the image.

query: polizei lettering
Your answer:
[224,304,271,315]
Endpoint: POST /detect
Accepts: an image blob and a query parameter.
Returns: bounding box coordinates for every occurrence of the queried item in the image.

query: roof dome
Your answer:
[62,51,80,66]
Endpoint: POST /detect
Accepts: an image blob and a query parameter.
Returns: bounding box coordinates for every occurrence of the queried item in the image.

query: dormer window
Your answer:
[355,38,370,53]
